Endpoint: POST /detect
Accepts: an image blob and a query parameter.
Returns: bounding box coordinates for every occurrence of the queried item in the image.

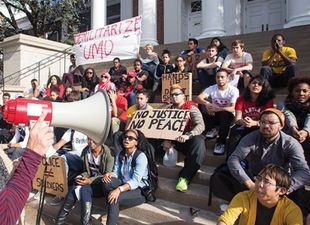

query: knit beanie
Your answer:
[260,108,285,126]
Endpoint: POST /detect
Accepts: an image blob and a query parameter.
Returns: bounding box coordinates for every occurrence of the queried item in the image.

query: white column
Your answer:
[199,0,225,39]
[91,0,107,29]
[164,0,183,44]
[284,0,310,28]
[121,0,133,20]
[139,0,158,46]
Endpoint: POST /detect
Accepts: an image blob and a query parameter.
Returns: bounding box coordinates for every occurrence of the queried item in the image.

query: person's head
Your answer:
[231,39,245,56]
[65,90,81,102]
[207,44,218,58]
[113,57,121,68]
[100,72,111,83]
[287,76,310,104]
[135,89,149,109]
[259,108,284,140]
[127,71,137,84]
[50,87,60,101]
[48,75,61,87]
[144,44,154,54]
[244,75,274,106]
[31,79,38,89]
[84,67,96,80]
[2,92,10,104]
[175,55,186,68]
[122,129,147,151]
[70,54,76,65]
[187,38,198,50]
[65,86,73,96]
[215,69,229,88]
[133,59,142,72]
[170,84,185,106]
[211,37,226,50]
[87,137,101,152]
[161,49,171,65]
[255,164,290,204]
[271,34,285,48]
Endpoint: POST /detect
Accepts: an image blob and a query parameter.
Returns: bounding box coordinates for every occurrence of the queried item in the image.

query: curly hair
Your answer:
[287,76,310,96]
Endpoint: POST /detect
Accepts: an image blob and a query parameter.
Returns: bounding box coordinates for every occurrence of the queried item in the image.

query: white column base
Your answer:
[284,15,310,28]
[198,29,226,39]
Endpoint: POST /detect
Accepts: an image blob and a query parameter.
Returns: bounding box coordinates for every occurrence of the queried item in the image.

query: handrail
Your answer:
[1,46,73,89]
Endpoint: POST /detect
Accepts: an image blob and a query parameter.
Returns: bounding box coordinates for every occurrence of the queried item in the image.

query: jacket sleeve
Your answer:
[0,148,42,225]
[189,106,205,136]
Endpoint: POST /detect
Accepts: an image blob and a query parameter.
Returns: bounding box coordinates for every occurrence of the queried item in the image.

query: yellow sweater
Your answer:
[219,190,303,225]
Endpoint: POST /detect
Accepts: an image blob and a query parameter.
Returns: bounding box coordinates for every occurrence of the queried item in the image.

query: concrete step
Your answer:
[156,177,221,212]
[27,192,219,225]
[158,163,215,186]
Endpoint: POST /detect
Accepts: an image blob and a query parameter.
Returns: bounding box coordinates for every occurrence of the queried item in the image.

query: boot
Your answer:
[81,202,92,225]
[55,199,75,225]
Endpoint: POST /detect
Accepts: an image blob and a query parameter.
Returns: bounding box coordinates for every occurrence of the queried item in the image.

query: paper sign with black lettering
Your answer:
[162,72,192,102]
[33,156,68,197]
[127,109,190,140]
[74,15,142,65]
[186,52,207,72]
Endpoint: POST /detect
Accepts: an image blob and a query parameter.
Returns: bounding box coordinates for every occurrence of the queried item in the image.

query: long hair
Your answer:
[243,75,275,106]
[83,67,97,82]
[47,75,62,87]
[210,37,227,52]
[287,76,310,99]
[122,129,149,152]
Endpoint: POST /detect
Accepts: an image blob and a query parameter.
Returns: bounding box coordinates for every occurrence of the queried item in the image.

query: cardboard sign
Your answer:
[186,52,207,72]
[127,109,190,140]
[74,16,142,65]
[162,72,192,102]
[33,156,68,197]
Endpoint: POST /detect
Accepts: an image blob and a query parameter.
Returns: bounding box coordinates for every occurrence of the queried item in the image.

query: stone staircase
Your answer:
[25,26,310,224]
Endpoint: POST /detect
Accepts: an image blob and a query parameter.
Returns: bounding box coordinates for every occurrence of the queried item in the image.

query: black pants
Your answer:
[260,64,297,88]
[102,177,145,225]
[174,135,206,182]
[201,108,234,144]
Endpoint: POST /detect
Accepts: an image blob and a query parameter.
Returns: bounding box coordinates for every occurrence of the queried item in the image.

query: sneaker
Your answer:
[213,143,225,155]
[205,128,218,139]
[49,196,64,206]
[176,177,188,192]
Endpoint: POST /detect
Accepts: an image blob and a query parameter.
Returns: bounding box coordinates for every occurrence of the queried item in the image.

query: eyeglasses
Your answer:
[123,135,137,141]
[254,175,277,187]
[251,81,263,86]
[170,92,183,97]
[260,120,280,126]
[101,75,108,79]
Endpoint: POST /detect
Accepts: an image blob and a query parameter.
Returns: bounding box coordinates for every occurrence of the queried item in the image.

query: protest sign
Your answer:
[162,72,192,102]
[186,52,207,72]
[33,156,68,197]
[127,109,190,140]
[74,15,142,65]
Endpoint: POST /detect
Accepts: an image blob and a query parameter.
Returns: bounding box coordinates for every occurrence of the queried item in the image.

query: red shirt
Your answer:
[235,96,273,120]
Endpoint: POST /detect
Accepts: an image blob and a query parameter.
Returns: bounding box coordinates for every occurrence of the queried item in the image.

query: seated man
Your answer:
[197,44,224,89]
[221,39,253,88]
[217,164,303,225]
[133,59,150,89]
[227,108,310,205]
[260,33,297,88]
[165,84,206,192]
[127,89,153,122]
[109,57,127,87]
[180,38,205,56]
[196,69,239,155]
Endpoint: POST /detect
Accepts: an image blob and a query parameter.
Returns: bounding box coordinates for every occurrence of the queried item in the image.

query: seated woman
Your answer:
[45,75,65,98]
[81,67,99,99]
[227,75,274,156]
[94,72,116,93]
[139,43,160,77]
[210,37,229,59]
[280,76,310,163]
[102,129,149,225]
[173,55,190,73]
[55,137,114,225]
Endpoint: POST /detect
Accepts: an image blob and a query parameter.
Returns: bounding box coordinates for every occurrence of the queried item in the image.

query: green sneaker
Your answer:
[176,177,188,192]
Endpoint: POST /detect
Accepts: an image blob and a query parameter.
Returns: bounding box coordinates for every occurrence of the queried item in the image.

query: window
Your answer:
[191,1,201,13]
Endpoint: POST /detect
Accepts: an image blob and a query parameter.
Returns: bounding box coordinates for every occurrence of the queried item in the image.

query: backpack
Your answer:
[119,142,158,202]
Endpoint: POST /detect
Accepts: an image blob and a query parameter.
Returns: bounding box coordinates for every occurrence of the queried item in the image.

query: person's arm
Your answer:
[262,49,277,66]
[215,102,236,113]
[196,91,211,106]
[227,134,255,190]
[276,47,296,65]
[0,112,53,225]
[108,91,118,117]
[53,129,71,151]
[286,137,310,193]
[221,57,234,73]
[234,110,245,126]
[126,152,148,190]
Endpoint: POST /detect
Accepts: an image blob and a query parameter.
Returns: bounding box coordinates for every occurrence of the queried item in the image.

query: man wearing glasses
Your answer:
[165,84,206,192]
[260,34,297,88]
[227,108,310,206]
[217,164,303,225]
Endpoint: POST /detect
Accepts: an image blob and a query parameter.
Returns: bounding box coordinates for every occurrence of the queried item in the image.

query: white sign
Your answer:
[74,16,142,65]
